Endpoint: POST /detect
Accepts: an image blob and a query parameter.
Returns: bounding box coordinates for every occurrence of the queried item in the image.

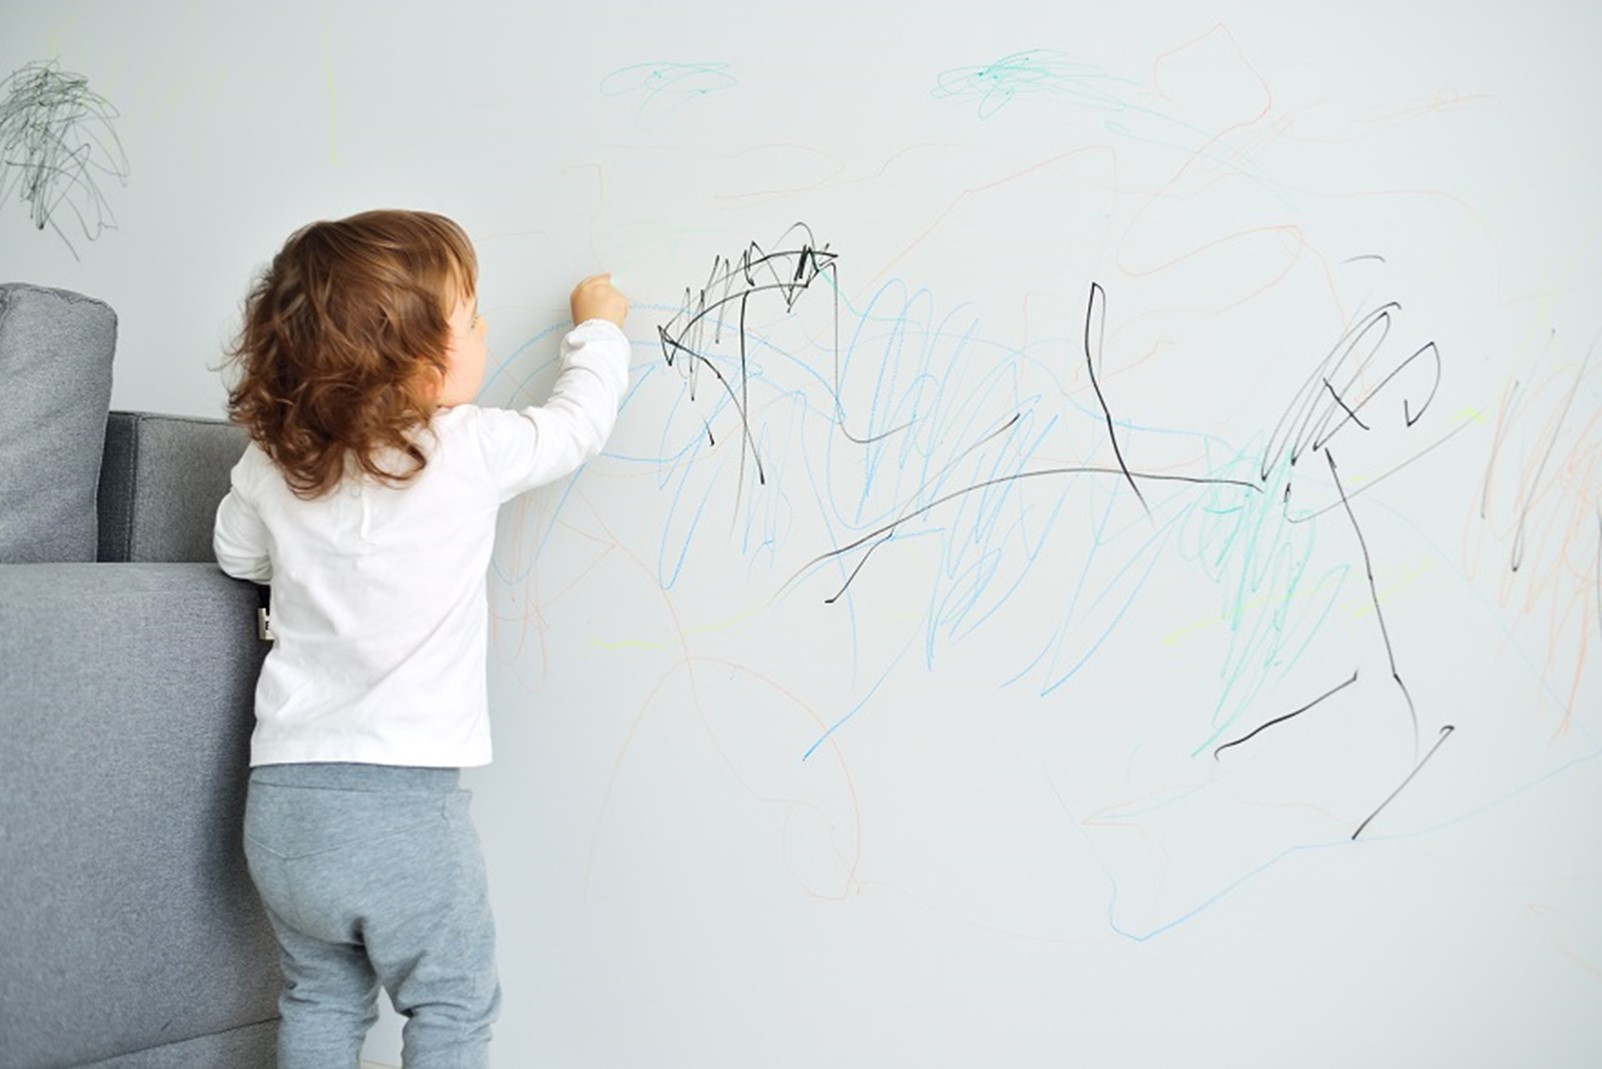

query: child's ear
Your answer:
[410,359,445,403]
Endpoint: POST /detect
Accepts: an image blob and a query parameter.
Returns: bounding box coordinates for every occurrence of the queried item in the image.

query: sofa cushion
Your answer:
[0,283,116,562]
[99,412,249,563]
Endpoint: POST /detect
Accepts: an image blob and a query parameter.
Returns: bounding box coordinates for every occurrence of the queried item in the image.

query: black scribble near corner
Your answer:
[1213,670,1359,760]
[1352,724,1456,840]
[1261,302,1443,487]
[0,59,129,259]
[1083,282,1149,516]
[1327,447,1421,758]
[657,223,839,495]
[786,463,1261,604]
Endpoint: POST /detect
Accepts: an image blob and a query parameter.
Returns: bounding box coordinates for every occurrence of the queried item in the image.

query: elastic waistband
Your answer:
[250,762,461,792]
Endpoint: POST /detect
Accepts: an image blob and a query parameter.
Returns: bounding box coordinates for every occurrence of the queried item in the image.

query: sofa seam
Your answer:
[111,412,142,561]
[125,410,237,427]
[80,1012,282,1065]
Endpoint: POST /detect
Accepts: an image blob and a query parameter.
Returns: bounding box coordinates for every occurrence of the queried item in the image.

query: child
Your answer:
[213,208,630,1067]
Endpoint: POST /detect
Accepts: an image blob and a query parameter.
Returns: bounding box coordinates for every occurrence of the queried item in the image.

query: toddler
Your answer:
[213,208,630,1067]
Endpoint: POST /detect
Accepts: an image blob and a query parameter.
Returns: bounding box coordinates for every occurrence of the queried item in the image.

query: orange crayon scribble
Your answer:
[1527,902,1602,982]
[1466,340,1602,736]
[1353,88,1502,130]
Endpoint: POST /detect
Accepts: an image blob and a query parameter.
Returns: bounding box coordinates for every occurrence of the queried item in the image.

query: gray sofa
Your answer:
[0,284,280,1067]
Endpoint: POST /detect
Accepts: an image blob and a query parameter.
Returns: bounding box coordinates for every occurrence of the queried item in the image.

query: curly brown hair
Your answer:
[223,209,478,498]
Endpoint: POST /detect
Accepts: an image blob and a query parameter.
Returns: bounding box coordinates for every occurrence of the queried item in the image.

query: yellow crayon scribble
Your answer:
[588,637,672,652]
[1347,561,1433,618]
[323,29,337,165]
[1164,593,1272,646]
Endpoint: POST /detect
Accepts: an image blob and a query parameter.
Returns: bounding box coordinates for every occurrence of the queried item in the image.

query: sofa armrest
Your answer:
[0,563,278,1067]
[99,412,249,563]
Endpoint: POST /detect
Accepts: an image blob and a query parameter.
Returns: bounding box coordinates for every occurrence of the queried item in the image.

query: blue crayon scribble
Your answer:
[473,226,1569,938]
[646,231,1268,711]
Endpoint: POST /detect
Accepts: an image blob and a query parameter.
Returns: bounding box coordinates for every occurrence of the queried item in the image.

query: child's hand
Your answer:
[571,273,629,328]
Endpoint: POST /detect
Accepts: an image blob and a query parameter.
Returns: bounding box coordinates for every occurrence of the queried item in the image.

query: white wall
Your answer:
[4,2,1600,1065]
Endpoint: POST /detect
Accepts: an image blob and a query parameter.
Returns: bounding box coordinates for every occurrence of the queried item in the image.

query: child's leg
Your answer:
[244,763,499,1069]
[363,788,501,1068]
[258,901,382,1065]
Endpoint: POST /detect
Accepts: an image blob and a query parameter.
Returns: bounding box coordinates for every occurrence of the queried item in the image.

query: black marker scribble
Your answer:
[823,532,895,605]
[1322,378,1370,430]
[1262,302,1442,482]
[1083,282,1148,514]
[1288,416,1476,524]
[1212,670,1359,760]
[818,412,1024,603]
[1352,724,1456,840]
[790,464,1261,600]
[1327,447,1420,758]
[0,60,129,258]
[784,281,1262,603]
[658,222,838,494]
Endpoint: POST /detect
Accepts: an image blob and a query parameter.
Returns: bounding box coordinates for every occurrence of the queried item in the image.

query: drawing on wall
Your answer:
[600,61,737,128]
[0,59,128,258]
[932,49,1138,119]
[465,18,1602,950]
[1469,332,1602,723]
[0,5,1597,1064]
[475,192,1597,940]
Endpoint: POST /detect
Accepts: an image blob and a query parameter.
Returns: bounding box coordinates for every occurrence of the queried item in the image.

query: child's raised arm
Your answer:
[472,274,632,501]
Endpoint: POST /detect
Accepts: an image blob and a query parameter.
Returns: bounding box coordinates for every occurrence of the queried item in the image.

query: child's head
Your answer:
[225,208,481,498]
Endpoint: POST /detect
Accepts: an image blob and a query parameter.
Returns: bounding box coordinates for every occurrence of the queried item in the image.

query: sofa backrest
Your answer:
[99,412,250,563]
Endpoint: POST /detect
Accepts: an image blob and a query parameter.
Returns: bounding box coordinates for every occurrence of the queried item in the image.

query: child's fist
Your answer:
[571,274,629,328]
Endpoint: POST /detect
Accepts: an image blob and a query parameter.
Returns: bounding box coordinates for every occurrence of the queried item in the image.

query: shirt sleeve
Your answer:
[213,444,273,582]
[478,319,631,501]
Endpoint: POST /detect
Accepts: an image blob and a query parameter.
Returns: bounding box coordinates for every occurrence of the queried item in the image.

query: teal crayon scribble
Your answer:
[931,49,1138,120]
[1177,443,1348,756]
[601,62,736,127]
[931,46,1289,204]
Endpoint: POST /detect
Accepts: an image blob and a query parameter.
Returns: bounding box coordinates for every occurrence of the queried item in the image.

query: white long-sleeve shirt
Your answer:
[213,319,630,768]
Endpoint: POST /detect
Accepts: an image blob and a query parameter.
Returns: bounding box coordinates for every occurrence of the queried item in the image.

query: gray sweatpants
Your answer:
[244,763,501,1069]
